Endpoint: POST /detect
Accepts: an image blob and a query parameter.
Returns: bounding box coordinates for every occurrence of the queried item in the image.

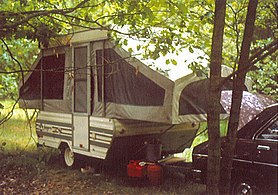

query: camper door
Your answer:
[72,45,90,151]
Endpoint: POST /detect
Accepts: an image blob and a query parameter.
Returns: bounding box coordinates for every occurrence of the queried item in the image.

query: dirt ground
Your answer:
[0,152,206,195]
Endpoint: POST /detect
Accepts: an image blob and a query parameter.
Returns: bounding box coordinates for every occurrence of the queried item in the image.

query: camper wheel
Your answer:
[60,144,75,168]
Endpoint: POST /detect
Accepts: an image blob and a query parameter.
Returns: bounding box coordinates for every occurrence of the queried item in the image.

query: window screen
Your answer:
[74,47,88,113]
[96,48,165,106]
[20,54,65,100]
[43,54,65,99]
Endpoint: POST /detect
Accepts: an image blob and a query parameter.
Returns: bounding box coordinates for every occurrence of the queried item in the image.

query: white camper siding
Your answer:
[36,111,115,159]
[36,112,73,149]
[89,117,114,159]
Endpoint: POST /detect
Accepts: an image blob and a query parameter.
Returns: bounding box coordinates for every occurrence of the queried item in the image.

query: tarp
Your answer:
[18,30,276,124]
[221,90,276,129]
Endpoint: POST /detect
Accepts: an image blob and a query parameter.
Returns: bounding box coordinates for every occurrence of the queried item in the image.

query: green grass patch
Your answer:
[0,99,37,154]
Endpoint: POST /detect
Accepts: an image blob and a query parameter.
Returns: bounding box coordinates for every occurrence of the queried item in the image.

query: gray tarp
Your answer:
[221,90,276,129]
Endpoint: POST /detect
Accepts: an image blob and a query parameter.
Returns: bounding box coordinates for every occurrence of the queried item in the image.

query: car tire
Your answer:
[231,177,262,195]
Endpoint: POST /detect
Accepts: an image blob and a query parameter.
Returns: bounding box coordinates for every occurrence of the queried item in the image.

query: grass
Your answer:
[0,99,37,154]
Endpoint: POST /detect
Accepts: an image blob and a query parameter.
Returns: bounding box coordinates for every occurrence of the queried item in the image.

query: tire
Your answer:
[61,146,75,168]
[231,177,262,195]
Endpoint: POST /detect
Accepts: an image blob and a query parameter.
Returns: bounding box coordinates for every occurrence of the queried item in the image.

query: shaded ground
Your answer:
[0,101,206,194]
[0,152,205,195]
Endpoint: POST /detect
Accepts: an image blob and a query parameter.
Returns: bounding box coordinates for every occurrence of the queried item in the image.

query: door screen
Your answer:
[74,47,88,113]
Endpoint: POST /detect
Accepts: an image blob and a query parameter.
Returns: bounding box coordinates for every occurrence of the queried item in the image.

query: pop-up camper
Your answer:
[19,29,227,166]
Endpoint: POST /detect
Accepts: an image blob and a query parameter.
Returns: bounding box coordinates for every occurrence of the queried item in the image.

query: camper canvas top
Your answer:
[19,29,229,124]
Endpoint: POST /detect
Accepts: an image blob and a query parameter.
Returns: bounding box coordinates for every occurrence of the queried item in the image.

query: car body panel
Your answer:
[192,104,278,193]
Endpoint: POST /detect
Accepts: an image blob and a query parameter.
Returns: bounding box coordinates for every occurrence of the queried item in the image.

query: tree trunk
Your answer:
[207,0,226,194]
[220,0,258,194]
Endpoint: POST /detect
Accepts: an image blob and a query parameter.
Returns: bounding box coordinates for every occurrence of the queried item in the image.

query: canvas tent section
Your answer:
[172,76,236,124]
[91,40,174,123]
[19,29,225,124]
[19,46,72,113]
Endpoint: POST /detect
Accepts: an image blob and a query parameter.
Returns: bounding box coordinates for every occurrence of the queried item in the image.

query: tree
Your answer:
[220,0,259,193]
[207,1,226,194]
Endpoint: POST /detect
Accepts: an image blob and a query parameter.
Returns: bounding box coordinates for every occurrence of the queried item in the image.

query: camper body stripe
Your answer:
[37,120,72,129]
[89,127,113,135]
[36,130,71,141]
[89,140,110,148]
[36,114,113,159]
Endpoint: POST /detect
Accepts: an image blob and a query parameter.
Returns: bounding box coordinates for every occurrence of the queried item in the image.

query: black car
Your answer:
[192,104,278,194]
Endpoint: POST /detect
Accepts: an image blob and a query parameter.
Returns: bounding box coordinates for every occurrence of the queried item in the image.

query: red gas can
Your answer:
[127,160,146,178]
[147,163,163,185]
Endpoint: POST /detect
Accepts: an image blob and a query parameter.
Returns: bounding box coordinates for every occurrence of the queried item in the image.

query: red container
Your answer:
[127,160,146,178]
[147,164,163,185]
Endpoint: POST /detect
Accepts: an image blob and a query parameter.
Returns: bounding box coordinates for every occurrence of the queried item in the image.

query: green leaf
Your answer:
[171,59,177,65]
[177,3,187,13]
[128,47,133,53]
[123,39,128,46]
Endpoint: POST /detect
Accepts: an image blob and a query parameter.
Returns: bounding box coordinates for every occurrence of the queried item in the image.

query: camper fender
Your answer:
[58,141,72,151]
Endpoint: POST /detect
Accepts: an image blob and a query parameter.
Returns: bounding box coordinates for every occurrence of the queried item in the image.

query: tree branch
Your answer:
[61,13,149,36]
[249,39,278,62]
[1,0,90,30]
[250,43,278,66]
[219,39,278,88]
[0,98,19,125]
[0,38,25,85]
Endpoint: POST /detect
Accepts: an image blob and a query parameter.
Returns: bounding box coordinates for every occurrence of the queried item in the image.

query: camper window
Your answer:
[20,54,65,100]
[43,54,65,99]
[96,48,165,106]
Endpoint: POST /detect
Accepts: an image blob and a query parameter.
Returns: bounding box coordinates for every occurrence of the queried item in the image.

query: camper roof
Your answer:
[47,29,108,48]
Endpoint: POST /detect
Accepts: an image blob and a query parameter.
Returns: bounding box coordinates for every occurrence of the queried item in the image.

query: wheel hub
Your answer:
[64,148,74,167]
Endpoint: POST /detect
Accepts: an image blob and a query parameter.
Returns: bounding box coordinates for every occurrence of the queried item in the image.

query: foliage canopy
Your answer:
[0,0,277,99]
